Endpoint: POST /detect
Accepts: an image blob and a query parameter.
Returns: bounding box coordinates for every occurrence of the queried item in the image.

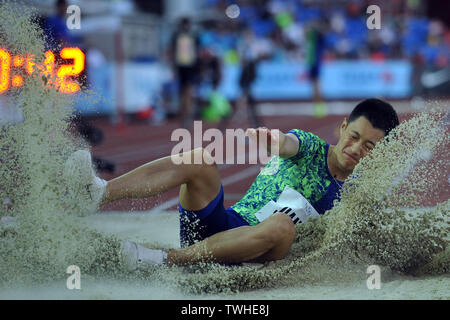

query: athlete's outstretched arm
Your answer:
[245,128,299,159]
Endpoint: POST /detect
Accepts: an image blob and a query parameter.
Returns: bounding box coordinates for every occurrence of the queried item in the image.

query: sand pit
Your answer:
[0,210,448,300]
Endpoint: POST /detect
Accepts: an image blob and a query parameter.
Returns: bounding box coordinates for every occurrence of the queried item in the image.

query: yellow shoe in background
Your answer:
[313,102,328,118]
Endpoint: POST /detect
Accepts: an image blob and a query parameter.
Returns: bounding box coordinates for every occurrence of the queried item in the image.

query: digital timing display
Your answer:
[0,47,85,94]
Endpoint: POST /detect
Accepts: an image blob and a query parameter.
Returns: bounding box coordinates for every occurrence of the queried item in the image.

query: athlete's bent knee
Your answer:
[191,147,216,166]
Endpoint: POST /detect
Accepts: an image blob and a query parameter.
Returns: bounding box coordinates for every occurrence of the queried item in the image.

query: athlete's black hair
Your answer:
[348,98,399,136]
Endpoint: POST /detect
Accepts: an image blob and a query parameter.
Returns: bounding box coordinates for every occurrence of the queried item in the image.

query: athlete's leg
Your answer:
[167,212,296,265]
[103,148,221,211]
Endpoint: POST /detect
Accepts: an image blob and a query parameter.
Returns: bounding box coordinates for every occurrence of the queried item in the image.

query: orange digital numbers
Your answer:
[58,47,85,94]
[11,75,23,87]
[25,54,35,75]
[44,51,56,76]
[13,55,25,67]
[12,55,25,87]
[0,47,85,94]
[0,49,11,94]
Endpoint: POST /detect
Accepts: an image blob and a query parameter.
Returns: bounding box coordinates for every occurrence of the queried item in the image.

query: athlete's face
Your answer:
[335,116,385,172]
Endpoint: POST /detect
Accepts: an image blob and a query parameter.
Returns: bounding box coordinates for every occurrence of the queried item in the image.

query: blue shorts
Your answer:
[178,185,249,247]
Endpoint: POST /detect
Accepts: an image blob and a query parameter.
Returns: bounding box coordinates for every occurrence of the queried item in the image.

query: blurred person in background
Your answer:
[44,0,76,50]
[235,28,273,128]
[169,17,200,128]
[305,18,327,118]
[197,47,232,125]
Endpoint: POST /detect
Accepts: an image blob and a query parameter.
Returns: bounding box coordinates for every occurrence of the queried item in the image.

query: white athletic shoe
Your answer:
[64,150,107,216]
[120,240,168,271]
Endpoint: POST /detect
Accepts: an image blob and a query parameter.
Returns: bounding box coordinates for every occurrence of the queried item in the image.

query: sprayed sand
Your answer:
[0,2,123,286]
[0,211,448,300]
[0,2,448,299]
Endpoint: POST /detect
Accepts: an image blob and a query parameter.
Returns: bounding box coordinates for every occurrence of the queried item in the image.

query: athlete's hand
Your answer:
[245,127,286,155]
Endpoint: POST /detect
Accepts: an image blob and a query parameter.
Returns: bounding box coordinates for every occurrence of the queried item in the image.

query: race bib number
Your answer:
[254,186,319,224]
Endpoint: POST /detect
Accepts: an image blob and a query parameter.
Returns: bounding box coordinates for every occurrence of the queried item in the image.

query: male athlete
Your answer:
[65,98,399,270]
